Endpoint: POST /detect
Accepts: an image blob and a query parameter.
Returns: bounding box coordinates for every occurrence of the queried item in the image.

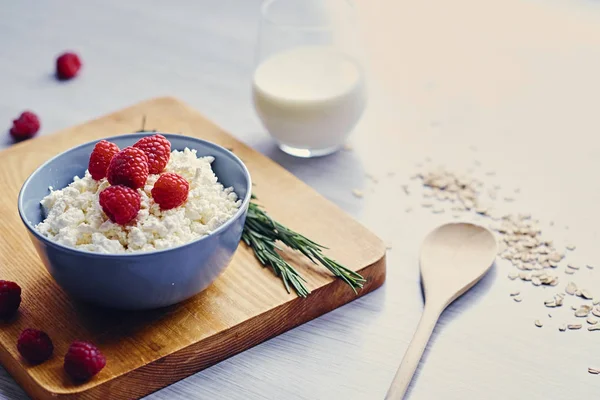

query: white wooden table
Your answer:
[2,0,600,398]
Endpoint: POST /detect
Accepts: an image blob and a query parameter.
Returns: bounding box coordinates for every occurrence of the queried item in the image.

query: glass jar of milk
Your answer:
[252,0,367,158]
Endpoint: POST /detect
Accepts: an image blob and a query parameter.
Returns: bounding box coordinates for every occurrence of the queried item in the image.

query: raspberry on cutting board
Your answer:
[133,134,171,174]
[10,111,40,141]
[151,172,190,210]
[64,341,106,381]
[106,146,149,189]
[88,140,120,180]
[17,328,54,364]
[0,280,21,318]
[99,185,141,225]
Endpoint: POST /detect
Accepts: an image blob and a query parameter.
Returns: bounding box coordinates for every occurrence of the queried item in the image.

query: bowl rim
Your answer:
[17,132,252,259]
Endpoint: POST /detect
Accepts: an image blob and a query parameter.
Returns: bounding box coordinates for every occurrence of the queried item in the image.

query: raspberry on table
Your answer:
[88,140,120,180]
[64,341,106,381]
[99,185,141,225]
[10,111,40,141]
[0,280,21,318]
[17,328,54,364]
[133,134,171,174]
[56,52,82,80]
[106,146,149,189]
[151,172,190,210]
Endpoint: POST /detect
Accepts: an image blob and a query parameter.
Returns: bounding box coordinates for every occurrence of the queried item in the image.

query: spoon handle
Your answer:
[385,305,442,399]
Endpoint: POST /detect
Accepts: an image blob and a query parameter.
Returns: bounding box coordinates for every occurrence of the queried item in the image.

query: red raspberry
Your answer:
[0,280,21,318]
[88,140,120,180]
[133,134,171,174]
[99,185,141,225]
[17,329,54,364]
[64,341,106,381]
[56,52,82,80]
[10,111,40,141]
[106,146,149,189]
[151,173,189,210]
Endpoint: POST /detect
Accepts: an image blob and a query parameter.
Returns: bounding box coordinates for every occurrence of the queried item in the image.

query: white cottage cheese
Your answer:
[35,148,241,253]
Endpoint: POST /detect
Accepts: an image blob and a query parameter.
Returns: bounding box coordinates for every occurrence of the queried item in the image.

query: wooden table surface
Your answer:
[1,0,600,399]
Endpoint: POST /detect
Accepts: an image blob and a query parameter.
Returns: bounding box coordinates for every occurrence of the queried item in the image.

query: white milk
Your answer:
[252,46,366,154]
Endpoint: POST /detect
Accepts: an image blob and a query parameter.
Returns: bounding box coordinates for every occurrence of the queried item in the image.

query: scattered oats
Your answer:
[568,324,582,330]
[588,368,600,374]
[386,243,393,250]
[565,243,576,251]
[549,252,563,263]
[532,277,542,286]
[544,295,564,308]
[432,206,445,214]
[534,320,543,327]
[510,290,520,296]
[565,269,575,275]
[580,289,593,300]
[587,317,598,325]
[587,264,595,270]
[593,298,600,306]
[575,306,591,318]
[402,185,410,195]
[475,206,488,215]
[593,308,600,318]
[588,325,600,331]
[567,264,579,270]
[421,201,434,208]
[548,313,552,318]
[365,173,379,183]
[352,189,364,198]
[513,296,522,303]
[565,282,577,295]
[519,272,531,281]
[571,306,578,311]
[508,272,518,280]
[559,324,567,332]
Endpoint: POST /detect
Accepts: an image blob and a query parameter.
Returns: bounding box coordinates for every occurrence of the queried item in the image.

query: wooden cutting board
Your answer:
[0,97,386,400]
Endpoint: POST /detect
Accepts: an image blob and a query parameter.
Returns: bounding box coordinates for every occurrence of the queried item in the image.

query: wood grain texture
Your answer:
[0,97,386,399]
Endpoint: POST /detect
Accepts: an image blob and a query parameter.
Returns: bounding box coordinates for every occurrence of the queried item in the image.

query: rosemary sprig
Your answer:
[243,197,366,297]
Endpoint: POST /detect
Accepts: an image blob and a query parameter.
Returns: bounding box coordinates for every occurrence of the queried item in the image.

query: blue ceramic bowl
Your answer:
[18,133,252,310]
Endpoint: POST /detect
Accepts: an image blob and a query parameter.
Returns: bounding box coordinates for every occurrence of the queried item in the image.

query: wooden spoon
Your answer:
[385,222,497,399]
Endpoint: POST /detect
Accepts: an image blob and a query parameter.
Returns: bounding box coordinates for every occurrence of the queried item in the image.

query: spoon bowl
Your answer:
[420,223,498,308]
[386,223,497,399]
